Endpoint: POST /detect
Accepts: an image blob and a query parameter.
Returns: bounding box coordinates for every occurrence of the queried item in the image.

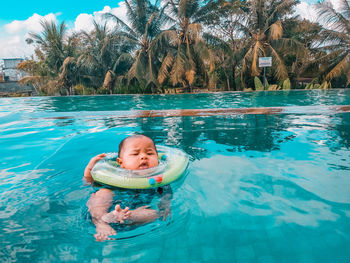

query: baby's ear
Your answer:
[117,157,122,166]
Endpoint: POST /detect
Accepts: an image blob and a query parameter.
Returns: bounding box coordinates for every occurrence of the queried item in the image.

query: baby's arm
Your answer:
[158,185,173,220]
[84,153,106,182]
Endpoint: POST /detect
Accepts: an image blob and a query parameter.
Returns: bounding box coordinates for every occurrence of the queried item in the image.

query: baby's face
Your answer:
[117,137,159,170]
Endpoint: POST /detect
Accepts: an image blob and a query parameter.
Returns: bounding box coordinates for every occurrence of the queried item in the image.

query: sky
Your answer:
[0,0,338,59]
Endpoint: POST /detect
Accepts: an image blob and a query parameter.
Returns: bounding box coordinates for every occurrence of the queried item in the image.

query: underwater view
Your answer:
[1,90,350,262]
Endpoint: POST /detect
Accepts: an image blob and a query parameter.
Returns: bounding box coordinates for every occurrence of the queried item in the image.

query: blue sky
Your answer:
[0,0,331,59]
[0,0,128,58]
[0,0,120,22]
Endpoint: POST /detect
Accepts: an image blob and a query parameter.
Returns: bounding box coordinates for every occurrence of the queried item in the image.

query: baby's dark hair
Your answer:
[118,135,157,157]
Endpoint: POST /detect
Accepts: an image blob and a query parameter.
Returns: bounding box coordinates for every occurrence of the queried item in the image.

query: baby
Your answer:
[84,135,171,241]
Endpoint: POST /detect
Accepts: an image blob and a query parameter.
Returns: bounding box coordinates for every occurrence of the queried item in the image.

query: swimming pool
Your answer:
[1,90,350,262]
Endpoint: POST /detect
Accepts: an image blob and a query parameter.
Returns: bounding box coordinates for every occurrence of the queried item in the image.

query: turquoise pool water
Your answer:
[1,90,350,262]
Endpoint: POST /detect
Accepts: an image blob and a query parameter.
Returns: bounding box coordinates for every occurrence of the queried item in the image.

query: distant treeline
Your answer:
[18,0,350,95]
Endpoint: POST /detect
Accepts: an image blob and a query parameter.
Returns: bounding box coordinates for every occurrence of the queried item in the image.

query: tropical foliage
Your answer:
[19,0,350,95]
[316,0,350,85]
[78,21,134,94]
[105,0,170,92]
[152,0,217,91]
[19,20,80,95]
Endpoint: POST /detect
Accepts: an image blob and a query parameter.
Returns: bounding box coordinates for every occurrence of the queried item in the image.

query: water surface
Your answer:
[1,90,350,262]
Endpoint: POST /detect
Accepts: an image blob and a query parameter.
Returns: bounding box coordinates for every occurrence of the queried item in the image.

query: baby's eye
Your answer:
[147,152,155,155]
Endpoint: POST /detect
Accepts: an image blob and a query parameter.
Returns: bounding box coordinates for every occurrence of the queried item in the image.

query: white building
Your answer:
[0,58,27,82]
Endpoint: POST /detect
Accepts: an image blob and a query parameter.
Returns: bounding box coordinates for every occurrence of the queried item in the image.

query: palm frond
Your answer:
[185,69,195,85]
[18,75,48,85]
[339,0,350,18]
[127,59,138,81]
[104,13,138,38]
[269,21,283,40]
[158,52,174,84]
[143,13,156,41]
[251,41,264,76]
[300,49,343,74]
[170,50,186,86]
[318,29,349,46]
[188,23,202,42]
[157,2,175,27]
[134,52,148,83]
[269,45,288,80]
[193,39,210,59]
[117,31,141,45]
[346,70,350,86]
[179,0,198,19]
[124,0,138,26]
[192,0,218,23]
[271,38,306,57]
[317,0,350,33]
[150,30,178,56]
[324,53,350,81]
[266,0,297,27]
[103,70,115,89]
[115,52,134,67]
[240,45,254,87]
[202,33,232,53]
[148,52,157,84]
[166,0,179,19]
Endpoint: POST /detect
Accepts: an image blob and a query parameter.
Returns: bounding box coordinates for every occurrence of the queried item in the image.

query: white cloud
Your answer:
[0,35,35,59]
[74,13,95,32]
[0,2,128,59]
[5,13,58,34]
[0,13,58,59]
[73,3,128,33]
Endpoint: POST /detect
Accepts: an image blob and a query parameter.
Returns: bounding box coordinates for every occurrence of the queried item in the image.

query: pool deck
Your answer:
[38,105,350,119]
[138,105,350,117]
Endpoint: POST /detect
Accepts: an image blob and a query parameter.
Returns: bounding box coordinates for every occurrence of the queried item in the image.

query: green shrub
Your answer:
[74,84,95,95]
[254,77,264,91]
[282,79,291,90]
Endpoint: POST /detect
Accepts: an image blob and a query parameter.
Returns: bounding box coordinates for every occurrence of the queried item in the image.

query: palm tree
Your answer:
[21,20,79,95]
[104,0,169,92]
[203,34,246,91]
[315,0,350,87]
[78,21,133,94]
[154,0,216,92]
[282,19,322,86]
[203,0,248,91]
[27,20,68,76]
[238,0,304,89]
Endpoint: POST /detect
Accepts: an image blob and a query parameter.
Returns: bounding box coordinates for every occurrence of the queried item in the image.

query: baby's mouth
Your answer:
[139,163,149,169]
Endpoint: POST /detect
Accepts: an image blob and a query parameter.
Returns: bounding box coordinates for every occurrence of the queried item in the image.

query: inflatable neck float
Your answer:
[91,146,189,189]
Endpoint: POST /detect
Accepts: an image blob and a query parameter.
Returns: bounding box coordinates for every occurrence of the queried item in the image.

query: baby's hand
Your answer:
[102,205,131,224]
[83,153,106,180]
[160,207,171,221]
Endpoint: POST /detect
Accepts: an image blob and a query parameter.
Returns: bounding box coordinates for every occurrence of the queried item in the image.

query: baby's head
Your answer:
[117,135,159,170]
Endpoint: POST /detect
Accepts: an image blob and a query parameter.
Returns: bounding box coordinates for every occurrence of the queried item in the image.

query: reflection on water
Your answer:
[1,93,350,262]
[1,89,350,113]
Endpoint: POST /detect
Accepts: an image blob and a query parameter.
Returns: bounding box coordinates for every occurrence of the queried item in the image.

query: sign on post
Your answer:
[259,57,272,67]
